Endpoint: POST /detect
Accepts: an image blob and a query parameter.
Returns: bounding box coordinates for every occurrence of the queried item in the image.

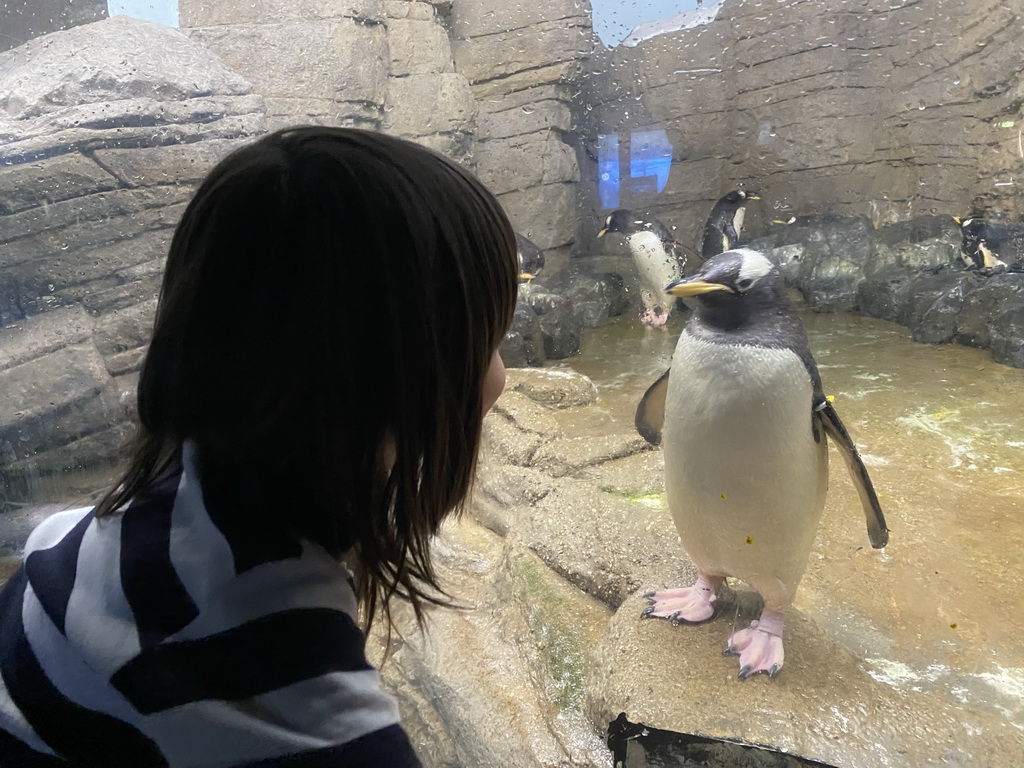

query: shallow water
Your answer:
[553,307,1024,724]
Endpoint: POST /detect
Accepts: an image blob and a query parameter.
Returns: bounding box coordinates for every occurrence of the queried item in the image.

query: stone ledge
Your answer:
[587,592,1024,768]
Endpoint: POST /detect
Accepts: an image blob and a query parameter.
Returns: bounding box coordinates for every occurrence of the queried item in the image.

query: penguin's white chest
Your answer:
[662,333,828,607]
[732,206,746,236]
[626,231,682,309]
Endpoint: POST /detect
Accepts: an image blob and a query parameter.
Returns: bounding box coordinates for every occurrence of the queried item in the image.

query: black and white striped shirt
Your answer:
[0,442,420,767]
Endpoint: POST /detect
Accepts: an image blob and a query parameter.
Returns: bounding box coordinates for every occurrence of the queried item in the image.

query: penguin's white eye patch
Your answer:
[735,249,774,285]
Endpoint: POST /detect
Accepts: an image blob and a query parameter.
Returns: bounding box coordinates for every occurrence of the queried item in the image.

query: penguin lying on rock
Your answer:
[700,190,760,259]
[598,209,690,327]
[636,248,889,679]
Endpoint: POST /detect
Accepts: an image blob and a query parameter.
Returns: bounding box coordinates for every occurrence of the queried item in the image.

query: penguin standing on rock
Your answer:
[953,217,1016,270]
[516,232,545,283]
[635,248,889,679]
[700,190,760,259]
[598,209,689,327]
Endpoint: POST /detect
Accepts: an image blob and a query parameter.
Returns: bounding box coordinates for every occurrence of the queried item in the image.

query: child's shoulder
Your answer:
[23,506,94,556]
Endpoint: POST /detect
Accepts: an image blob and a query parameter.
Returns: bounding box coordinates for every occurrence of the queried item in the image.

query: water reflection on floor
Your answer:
[551,308,1024,724]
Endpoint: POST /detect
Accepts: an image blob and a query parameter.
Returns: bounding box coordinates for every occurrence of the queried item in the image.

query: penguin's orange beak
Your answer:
[665,281,734,297]
[597,228,608,237]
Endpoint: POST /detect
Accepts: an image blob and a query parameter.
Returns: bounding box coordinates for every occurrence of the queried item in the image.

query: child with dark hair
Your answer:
[0,127,519,767]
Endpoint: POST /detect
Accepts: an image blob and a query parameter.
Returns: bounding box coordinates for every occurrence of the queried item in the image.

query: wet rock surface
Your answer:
[745,215,1024,368]
[588,593,1023,768]
[580,0,1024,252]
[0,16,265,506]
[503,273,630,366]
[379,353,1024,768]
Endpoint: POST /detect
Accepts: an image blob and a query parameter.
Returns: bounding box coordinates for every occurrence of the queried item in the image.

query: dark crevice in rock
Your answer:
[468,60,582,88]
[456,15,589,41]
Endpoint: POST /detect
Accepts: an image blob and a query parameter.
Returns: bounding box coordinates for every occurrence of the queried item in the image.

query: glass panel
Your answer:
[2,0,1022,765]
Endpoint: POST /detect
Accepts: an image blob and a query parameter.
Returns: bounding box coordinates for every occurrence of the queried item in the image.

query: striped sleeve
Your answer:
[0,445,421,767]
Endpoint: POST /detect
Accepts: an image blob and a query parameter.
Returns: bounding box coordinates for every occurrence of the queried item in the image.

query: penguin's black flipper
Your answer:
[636,369,670,446]
[814,400,890,548]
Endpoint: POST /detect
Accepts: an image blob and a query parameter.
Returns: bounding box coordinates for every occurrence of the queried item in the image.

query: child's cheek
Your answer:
[481,352,506,415]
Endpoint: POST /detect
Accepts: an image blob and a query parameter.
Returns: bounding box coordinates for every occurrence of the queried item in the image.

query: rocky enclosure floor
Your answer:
[379,367,1024,768]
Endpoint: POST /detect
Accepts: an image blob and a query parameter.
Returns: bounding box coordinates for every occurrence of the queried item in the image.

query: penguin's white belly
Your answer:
[627,231,682,311]
[663,333,828,608]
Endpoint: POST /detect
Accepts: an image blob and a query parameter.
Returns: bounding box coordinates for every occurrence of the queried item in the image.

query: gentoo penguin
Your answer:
[598,209,689,326]
[636,248,889,679]
[516,232,545,283]
[953,217,1010,270]
[700,190,760,259]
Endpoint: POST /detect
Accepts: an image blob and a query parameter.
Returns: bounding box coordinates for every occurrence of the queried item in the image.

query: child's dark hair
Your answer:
[94,126,519,631]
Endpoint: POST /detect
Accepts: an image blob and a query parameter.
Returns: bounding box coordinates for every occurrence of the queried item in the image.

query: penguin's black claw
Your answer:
[768,664,781,678]
[640,606,655,618]
[723,645,738,657]
[643,590,657,599]
[738,665,753,680]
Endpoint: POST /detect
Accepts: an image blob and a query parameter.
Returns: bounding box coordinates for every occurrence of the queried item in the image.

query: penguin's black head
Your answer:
[597,209,642,238]
[665,248,775,299]
[515,232,545,281]
[719,190,761,206]
[664,249,794,333]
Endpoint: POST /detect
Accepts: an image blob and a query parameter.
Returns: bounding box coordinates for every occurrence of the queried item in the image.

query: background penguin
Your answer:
[700,190,760,259]
[598,209,691,327]
[634,248,889,679]
[953,216,1022,270]
[516,232,545,283]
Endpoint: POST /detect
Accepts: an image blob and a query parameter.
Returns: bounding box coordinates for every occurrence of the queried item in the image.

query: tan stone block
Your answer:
[0,154,118,215]
[478,100,572,140]
[388,18,454,76]
[0,305,95,370]
[498,182,577,250]
[451,19,590,85]
[384,73,476,136]
[94,139,245,188]
[450,0,589,38]
[187,21,388,106]
[181,0,384,26]
[475,133,579,195]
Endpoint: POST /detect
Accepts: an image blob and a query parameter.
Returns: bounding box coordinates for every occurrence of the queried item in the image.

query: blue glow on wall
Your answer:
[630,130,673,194]
[598,133,621,210]
[598,130,674,210]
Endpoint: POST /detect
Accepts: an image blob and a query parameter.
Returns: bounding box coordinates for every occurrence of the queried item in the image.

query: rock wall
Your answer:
[580,0,1024,253]
[0,0,107,54]
[747,214,1024,367]
[450,0,593,264]
[181,1,391,132]
[0,17,266,504]
[180,0,594,258]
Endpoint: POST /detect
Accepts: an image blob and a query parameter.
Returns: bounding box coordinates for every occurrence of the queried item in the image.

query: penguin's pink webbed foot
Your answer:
[724,609,785,679]
[639,307,669,327]
[642,575,722,623]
